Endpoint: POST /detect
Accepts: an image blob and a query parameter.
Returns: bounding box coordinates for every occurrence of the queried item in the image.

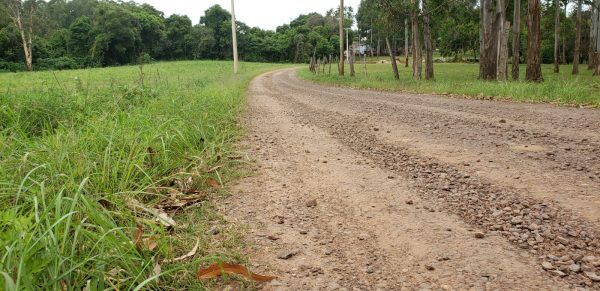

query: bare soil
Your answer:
[222,68,600,290]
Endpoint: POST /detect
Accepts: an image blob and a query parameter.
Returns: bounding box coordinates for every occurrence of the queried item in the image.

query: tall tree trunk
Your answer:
[496,0,509,81]
[480,0,499,80]
[423,0,434,80]
[479,0,485,78]
[8,0,34,71]
[553,0,560,73]
[405,18,410,67]
[573,0,583,74]
[512,0,521,80]
[339,0,345,76]
[526,0,543,82]
[592,0,600,76]
[411,0,422,80]
[386,37,400,80]
[497,21,510,80]
[590,4,596,70]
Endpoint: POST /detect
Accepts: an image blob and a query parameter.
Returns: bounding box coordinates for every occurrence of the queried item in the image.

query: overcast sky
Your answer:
[133,0,362,30]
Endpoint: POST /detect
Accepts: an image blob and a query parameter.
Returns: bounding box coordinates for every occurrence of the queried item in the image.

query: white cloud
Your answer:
[133,0,362,30]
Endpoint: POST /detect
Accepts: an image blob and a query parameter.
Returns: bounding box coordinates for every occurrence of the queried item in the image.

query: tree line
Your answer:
[0,0,353,71]
[1,0,599,79]
[352,0,600,80]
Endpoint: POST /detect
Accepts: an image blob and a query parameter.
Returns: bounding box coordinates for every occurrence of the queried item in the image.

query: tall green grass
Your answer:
[299,62,600,107]
[0,61,284,289]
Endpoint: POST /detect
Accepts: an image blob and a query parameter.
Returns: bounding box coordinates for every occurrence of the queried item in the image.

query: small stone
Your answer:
[474,232,486,239]
[305,199,317,208]
[551,270,567,277]
[541,262,555,270]
[585,272,600,282]
[278,250,298,260]
[425,264,435,271]
[299,230,308,235]
[437,256,450,261]
[569,264,581,273]
[556,236,570,245]
[583,256,597,263]
[267,235,279,241]
[511,217,523,225]
[366,266,374,274]
[499,119,507,123]
[207,226,219,235]
[405,200,414,205]
[373,128,380,132]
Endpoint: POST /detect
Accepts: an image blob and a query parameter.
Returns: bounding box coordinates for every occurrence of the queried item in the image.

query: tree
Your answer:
[68,16,94,57]
[6,0,36,71]
[512,0,521,79]
[339,0,345,75]
[480,0,509,80]
[200,5,232,60]
[553,0,560,73]
[572,0,582,74]
[526,0,543,82]
[592,0,600,75]
[385,37,399,79]
[165,15,192,59]
[423,0,434,80]
[411,0,421,79]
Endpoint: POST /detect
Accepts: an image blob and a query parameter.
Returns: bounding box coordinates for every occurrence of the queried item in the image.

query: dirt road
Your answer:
[223,68,600,290]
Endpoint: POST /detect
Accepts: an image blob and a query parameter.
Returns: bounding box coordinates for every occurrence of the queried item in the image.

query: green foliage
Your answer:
[0,60,286,289]
[0,1,353,70]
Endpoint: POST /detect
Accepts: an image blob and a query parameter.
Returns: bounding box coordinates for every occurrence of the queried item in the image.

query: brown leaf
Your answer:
[197,262,276,282]
[164,238,200,263]
[205,178,221,189]
[134,224,143,249]
[143,236,158,251]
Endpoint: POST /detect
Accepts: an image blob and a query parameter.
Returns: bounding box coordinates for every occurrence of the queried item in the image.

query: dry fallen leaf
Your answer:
[125,197,177,229]
[156,210,177,228]
[143,236,158,251]
[153,262,162,282]
[134,224,159,251]
[197,262,276,282]
[164,238,200,263]
[205,178,221,189]
[134,224,143,248]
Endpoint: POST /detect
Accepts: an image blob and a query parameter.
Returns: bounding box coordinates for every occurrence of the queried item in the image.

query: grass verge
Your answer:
[298,62,600,107]
[0,60,285,290]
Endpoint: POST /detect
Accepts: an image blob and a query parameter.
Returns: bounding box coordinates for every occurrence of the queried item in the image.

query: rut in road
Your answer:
[222,69,600,290]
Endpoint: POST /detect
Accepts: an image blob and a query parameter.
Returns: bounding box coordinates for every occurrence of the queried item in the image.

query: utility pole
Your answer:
[339,0,344,75]
[231,0,239,74]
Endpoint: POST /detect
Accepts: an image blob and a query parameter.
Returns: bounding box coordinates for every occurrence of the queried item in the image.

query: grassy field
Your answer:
[299,62,600,107]
[0,61,285,290]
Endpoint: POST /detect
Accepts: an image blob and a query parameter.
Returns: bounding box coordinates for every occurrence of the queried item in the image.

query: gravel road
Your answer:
[223,68,600,290]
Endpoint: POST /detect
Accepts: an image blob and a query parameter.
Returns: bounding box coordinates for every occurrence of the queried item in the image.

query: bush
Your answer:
[0,61,25,72]
[36,57,82,70]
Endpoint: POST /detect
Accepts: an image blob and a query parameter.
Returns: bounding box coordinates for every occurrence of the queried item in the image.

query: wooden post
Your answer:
[230,0,239,74]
